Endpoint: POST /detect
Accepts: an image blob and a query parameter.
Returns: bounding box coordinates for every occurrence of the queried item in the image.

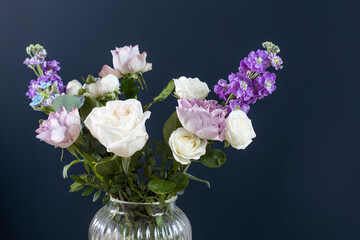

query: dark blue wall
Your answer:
[1,0,359,239]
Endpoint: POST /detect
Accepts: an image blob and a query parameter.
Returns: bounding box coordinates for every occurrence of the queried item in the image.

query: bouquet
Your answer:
[24,41,283,213]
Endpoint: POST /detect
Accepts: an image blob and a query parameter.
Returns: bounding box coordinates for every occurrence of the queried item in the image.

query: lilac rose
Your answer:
[176,98,227,141]
[99,45,152,78]
[36,107,81,148]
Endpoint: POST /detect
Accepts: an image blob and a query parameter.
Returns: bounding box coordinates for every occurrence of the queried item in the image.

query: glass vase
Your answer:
[88,196,192,240]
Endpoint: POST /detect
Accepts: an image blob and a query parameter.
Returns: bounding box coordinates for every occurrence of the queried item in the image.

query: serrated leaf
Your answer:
[200,149,226,168]
[148,179,176,194]
[162,111,182,146]
[185,173,210,188]
[82,187,94,196]
[93,190,101,202]
[53,95,81,111]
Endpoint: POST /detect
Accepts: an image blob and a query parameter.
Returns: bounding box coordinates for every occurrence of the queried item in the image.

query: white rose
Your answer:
[169,127,207,165]
[87,74,120,98]
[84,99,151,157]
[226,110,256,150]
[174,76,210,100]
[66,80,83,96]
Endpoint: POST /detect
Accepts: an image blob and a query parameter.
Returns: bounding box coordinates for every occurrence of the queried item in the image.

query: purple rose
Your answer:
[36,107,81,148]
[176,98,227,141]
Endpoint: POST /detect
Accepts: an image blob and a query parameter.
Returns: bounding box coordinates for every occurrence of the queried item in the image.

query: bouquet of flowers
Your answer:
[24,42,283,237]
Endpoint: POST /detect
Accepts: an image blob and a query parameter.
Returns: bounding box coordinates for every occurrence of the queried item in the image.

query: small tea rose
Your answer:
[225,109,256,149]
[169,127,207,165]
[66,80,83,96]
[87,74,119,98]
[174,76,210,100]
[99,45,152,77]
[36,107,81,148]
[84,99,151,157]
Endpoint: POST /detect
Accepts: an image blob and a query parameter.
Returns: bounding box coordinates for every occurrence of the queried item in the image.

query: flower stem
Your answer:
[223,93,235,107]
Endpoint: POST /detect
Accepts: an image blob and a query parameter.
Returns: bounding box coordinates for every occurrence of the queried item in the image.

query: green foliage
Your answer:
[168,173,189,193]
[63,159,84,178]
[162,111,182,145]
[93,190,101,202]
[200,149,226,168]
[120,76,139,99]
[70,182,84,192]
[144,80,175,110]
[80,95,101,118]
[53,95,82,111]
[94,157,122,177]
[102,194,110,205]
[185,173,211,188]
[148,179,176,194]
[82,187,94,196]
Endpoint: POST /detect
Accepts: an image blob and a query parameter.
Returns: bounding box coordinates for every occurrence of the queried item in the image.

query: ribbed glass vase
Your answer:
[88,196,192,240]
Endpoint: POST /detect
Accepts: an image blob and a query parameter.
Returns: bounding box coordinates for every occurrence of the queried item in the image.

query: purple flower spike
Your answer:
[268,53,283,70]
[227,99,250,114]
[214,79,230,101]
[227,73,254,102]
[254,72,277,99]
[244,50,271,73]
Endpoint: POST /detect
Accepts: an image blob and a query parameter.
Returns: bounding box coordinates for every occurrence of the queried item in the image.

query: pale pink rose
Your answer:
[99,45,152,77]
[36,107,81,148]
[176,98,227,141]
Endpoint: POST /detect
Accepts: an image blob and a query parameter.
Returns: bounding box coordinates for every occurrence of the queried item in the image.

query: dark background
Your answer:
[1,0,359,239]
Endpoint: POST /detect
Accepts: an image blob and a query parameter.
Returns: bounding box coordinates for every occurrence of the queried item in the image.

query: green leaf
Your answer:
[156,215,164,227]
[148,179,176,194]
[94,158,121,177]
[102,194,110,205]
[70,175,86,184]
[53,95,82,111]
[70,182,84,192]
[185,173,211,188]
[122,157,131,175]
[144,80,175,110]
[63,160,84,178]
[200,149,226,168]
[168,173,189,193]
[82,187,94,196]
[80,95,101,118]
[162,111,182,145]
[93,190,101,202]
[120,76,139,99]
[109,184,124,194]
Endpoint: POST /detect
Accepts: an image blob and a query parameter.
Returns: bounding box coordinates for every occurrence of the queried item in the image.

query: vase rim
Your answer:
[109,195,178,205]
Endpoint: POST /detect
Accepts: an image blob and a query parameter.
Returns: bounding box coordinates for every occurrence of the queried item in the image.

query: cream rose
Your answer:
[169,127,207,165]
[225,110,256,150]
[174,76,210,100]
[66,80,83,96]
[84,99,151,157]
[87,74,119,98]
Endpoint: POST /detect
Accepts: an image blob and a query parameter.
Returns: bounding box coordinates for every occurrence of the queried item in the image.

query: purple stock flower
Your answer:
[238,59,250,74]
[214,79,230,101]
[227,99,250,114]
[42,60,61,74]
[23,57,42,68]
[268,53,283,70]
[228,72,254,102]
[254,72,277,99]
[244,50,271,73]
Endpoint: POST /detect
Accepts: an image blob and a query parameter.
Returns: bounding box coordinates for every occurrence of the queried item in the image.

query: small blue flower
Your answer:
[36,80,52,89]
[30,93,44,107]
